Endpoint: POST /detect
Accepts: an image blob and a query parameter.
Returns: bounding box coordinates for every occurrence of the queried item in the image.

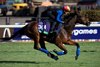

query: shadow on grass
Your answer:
[82,50,97,52]
[0,60,69,64]
[0,61,39,64]
[0,60,57,64]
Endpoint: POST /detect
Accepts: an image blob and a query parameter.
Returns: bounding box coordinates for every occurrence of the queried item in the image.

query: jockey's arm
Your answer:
[47,10,63,23]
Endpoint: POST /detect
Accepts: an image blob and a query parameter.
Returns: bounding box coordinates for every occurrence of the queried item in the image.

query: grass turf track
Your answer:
[0,42,100,67]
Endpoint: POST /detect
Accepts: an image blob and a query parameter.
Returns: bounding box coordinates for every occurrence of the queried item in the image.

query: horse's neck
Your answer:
[64,15,77,34]
[65,25,75,37]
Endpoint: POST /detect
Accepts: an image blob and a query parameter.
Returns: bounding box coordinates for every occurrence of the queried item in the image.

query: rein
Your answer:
[63,13,76,26]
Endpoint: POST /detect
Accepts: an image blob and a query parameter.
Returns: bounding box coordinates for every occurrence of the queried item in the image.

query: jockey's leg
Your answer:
[48,22,63,41]
[51,22,62,38]
[55,23,62,34]
[50,21,56,33]
[50,22,62,34]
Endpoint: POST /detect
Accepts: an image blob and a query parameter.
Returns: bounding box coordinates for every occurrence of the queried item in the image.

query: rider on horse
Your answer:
[41,5,71,38]
[48,6,70,35]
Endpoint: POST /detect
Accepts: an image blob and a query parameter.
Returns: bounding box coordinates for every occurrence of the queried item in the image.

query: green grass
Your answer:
[0,42,100,67]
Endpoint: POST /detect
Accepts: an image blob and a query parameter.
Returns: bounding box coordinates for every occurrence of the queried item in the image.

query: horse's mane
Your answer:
[63,13,76,26]
[63,12,77,29]
[61,12,78,36]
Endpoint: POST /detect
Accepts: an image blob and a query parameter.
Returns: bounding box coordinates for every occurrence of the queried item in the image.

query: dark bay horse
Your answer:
[0,10,90,60]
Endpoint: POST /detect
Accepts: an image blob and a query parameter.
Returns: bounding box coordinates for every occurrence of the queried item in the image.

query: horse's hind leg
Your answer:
[39,34,47,49]
[26,33,58,60]
[28,33,58,60]
[34,36,58,60]
[26,22,58,60]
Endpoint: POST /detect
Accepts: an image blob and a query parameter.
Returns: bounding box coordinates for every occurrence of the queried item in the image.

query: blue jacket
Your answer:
[41,6,64,23]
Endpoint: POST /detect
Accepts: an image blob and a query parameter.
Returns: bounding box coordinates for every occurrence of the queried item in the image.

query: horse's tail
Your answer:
[0,25,28,41]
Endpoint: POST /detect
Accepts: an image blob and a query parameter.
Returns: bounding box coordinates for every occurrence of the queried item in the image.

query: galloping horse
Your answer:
[0,9,90,60]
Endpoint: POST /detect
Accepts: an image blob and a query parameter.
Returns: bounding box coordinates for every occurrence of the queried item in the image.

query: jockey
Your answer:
[47,5,71,36]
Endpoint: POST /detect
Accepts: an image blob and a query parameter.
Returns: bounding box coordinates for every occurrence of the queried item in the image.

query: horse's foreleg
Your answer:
[74,43,80,60]
[39,34,47,49]
[65,40,80,60]
[53,37,68,55]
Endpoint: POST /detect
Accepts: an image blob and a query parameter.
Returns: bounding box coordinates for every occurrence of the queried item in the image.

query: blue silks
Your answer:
[39,48,49,54]
[54,50,66,55]
[57,10,63,23]
[56,51,65,55]
[76,48,80,56]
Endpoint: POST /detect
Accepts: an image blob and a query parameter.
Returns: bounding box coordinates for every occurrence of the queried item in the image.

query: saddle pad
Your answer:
[38,20,50,35]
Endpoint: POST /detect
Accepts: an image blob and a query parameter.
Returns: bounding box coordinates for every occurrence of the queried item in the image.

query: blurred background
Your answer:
[0,0,100,18]
[0,0,100,42]
[0,1,100,67]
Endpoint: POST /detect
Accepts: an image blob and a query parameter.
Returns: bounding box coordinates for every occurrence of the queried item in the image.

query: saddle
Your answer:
[38,20,58,41]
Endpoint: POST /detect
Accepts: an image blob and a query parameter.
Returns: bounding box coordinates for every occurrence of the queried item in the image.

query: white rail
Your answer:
[0,25,26,28]
[0,24,100,28]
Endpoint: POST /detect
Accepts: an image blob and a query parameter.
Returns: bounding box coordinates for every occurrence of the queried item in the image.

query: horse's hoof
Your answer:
[75,56,78,60]
[47,53,59,61]
[53,56,59,60]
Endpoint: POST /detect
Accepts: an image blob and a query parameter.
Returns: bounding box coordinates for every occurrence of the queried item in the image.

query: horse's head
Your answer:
[75,12,90,26]
[74,7,90,26]
[63,7,90,27]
